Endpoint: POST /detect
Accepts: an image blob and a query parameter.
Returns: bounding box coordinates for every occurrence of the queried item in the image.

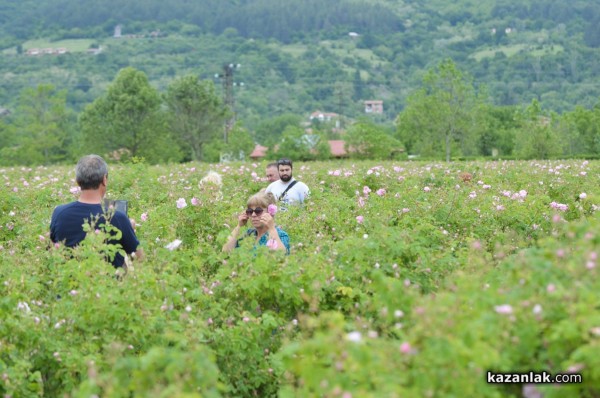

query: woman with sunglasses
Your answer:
[222,192,290,254]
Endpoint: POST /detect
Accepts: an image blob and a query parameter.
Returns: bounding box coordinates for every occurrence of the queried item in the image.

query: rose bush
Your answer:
[0,160,598,397]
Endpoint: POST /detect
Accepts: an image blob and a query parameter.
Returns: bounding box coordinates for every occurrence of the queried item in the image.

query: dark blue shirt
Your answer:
[50,202,139,267]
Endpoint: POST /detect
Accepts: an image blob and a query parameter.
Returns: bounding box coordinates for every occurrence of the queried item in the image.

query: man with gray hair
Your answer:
[265,162,279,183]
[50,154,143,267]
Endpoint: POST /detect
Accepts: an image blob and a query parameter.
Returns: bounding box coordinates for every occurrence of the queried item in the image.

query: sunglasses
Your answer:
[246,207,264,216]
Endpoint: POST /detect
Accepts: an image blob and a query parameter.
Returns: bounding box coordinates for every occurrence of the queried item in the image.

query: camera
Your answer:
[103,199,129,216]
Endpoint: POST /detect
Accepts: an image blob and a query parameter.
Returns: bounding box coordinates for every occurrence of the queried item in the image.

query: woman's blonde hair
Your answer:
[247,191,276,209]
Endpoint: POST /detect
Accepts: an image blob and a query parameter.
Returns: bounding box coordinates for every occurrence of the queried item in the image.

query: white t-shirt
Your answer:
[265,178,310,205]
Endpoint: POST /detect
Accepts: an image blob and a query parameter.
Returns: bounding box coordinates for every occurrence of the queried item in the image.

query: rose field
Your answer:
[1,159,599,397]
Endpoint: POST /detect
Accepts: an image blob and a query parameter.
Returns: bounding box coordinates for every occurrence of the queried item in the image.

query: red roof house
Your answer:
[249,144,268,159]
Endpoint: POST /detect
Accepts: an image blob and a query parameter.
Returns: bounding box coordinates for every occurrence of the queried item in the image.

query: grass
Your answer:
[23,38,96,52]
[470,43,564,62]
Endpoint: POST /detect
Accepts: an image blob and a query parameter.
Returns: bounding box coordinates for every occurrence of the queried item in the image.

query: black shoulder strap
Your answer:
[279,181,298,201]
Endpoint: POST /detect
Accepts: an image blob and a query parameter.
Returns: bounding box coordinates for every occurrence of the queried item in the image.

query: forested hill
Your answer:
[1,0,405,42]
[2,0,600,124]
[2,0,598,44]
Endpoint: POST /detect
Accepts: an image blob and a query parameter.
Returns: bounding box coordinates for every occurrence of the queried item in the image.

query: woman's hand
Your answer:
[258,213,275,230]
[238,212,249,227]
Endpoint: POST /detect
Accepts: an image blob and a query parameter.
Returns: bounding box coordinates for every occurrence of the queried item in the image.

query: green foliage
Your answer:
[397,59,482,161]
[274,125,329,161]
[345,118,403,160]
[79,67,177,163]
[254,114,302,148]
[1,159,599,397]
[0,84,75,165]
[164,75,229,162]
[513,100,564,159]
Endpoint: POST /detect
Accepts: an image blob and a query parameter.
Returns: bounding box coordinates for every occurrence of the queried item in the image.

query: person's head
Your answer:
[76,154,108,192]
[246,191,277,229]
[266,163,279,183]
[277,158,293,183]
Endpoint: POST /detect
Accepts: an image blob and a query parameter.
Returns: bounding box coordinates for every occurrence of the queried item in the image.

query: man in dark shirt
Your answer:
[50,154,143,267]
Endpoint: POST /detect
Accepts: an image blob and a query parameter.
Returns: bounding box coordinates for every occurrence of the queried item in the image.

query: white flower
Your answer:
[165,239,182,251]
[346,331,362,343]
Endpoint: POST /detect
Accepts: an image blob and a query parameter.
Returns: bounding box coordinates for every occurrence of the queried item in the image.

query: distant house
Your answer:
[364,100,383,114]
[309,110,339,123]
[249,141,349,159]
[348,32,359,38]
[87,46,103,55]
[26,47,68,56]
[0,107,11,117]
[249,145,269,160]
[114,25,122,38]
[309,110,341,129]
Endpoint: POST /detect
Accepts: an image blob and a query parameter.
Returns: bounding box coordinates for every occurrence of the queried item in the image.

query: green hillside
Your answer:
[0,0,599,137]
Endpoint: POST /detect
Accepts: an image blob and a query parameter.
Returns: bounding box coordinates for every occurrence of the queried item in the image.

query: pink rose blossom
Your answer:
[376,188,386,196]
[266,239,278,249]
[191,197,199,206]
[176,198,187,209]
[494,304,513,314]
[363,186,371,196]
[579,193,587,199]
[267,204,277,216]
[400,342,412,354]
[140,213,148,222]
[423,186,431,192]
[356,215,364,224]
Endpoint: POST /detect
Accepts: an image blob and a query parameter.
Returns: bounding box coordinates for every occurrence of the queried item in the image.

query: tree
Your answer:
[1,84,74,165]
[274,126,329,161]
[164,75,229,161]
[345,118,403,160]
[396,59,482,161]
[79,67,174,163]
[560,105,600,155]
[203,124,255,162]
[513,100,564,159]
[254,114,302,147]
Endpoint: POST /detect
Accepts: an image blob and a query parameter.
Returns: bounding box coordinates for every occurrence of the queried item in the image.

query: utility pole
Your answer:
[215,63,242,143]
